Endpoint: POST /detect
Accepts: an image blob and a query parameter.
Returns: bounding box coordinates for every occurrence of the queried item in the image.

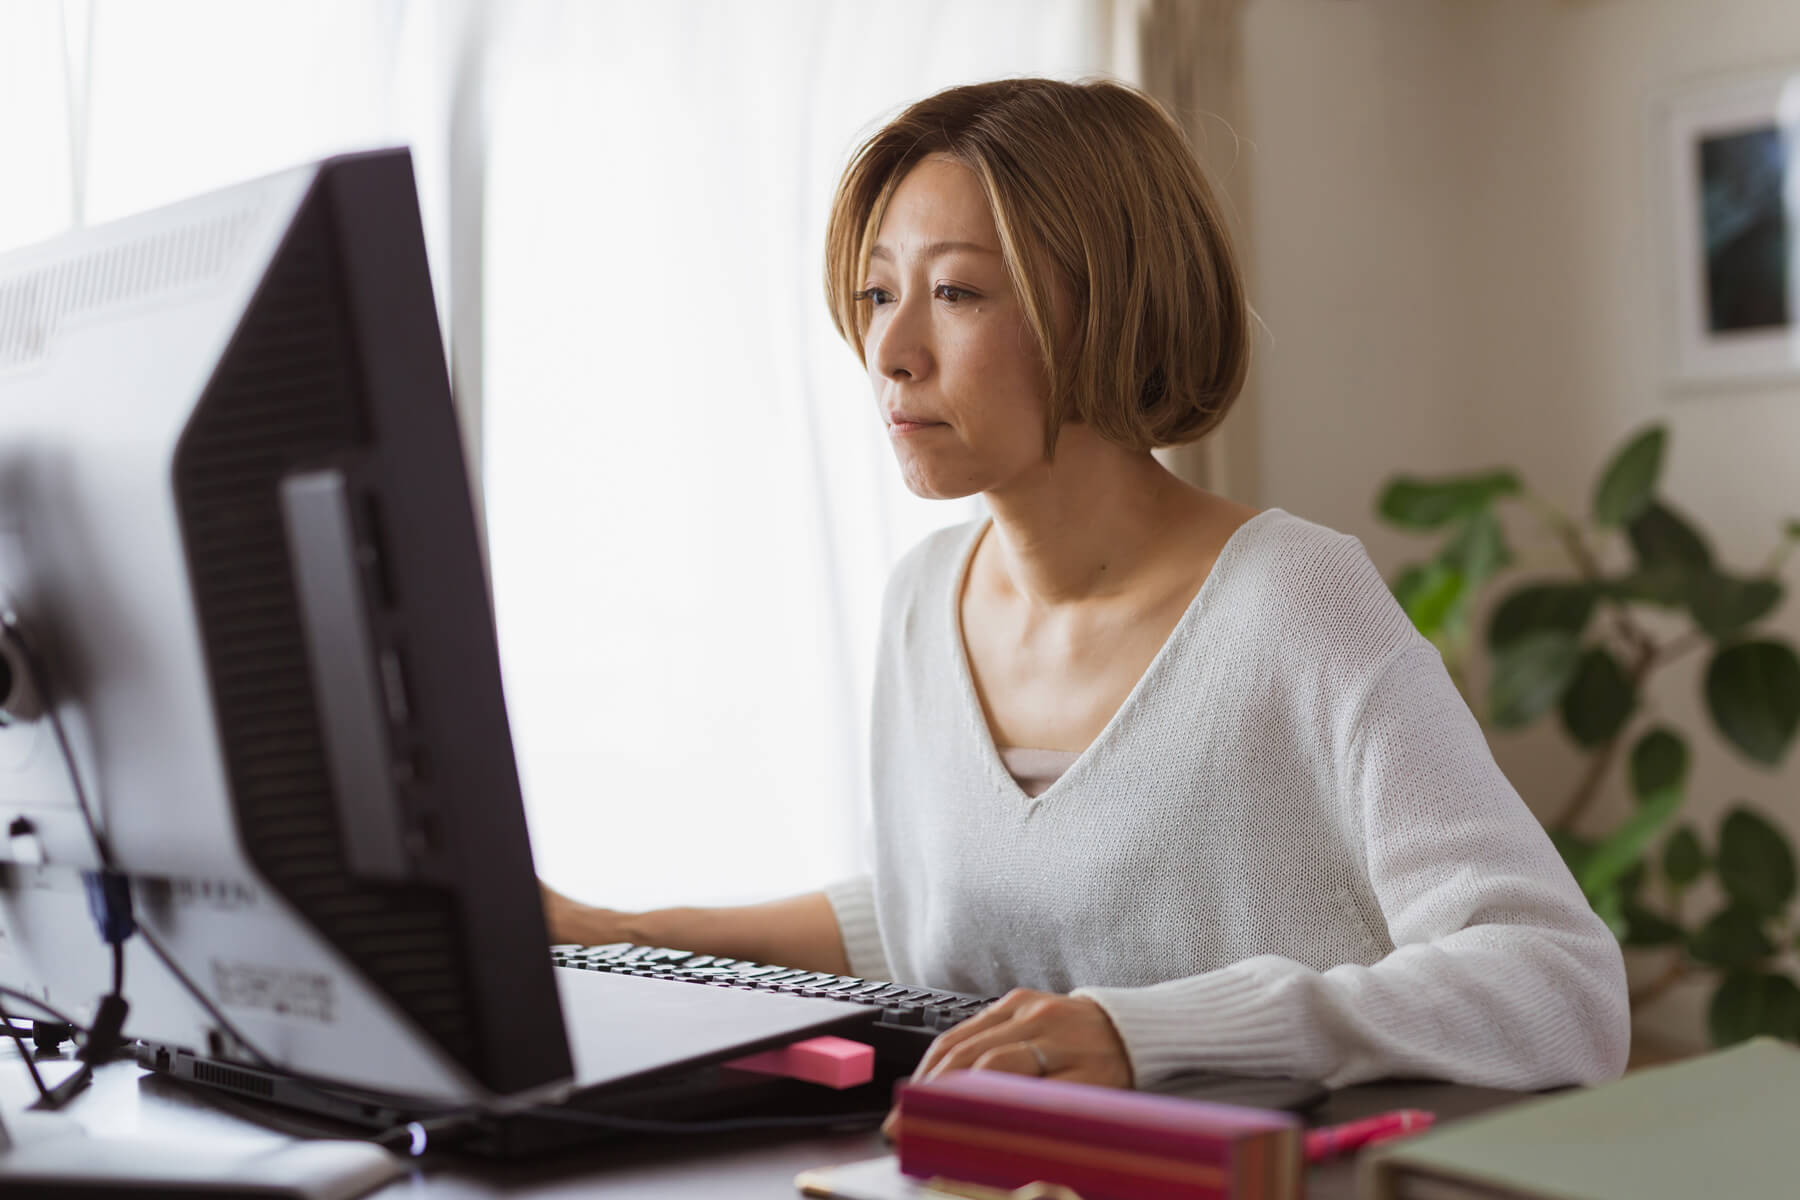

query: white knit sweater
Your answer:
[824,508,1630,1091]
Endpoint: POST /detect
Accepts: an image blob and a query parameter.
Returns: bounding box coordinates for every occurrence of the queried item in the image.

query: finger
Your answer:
[911,991,1034,1080]
[970,1042,1046,1077]
[918,1022,1050,1083]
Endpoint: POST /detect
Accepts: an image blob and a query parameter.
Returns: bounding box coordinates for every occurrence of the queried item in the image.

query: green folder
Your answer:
[1360,1038,1800,1199]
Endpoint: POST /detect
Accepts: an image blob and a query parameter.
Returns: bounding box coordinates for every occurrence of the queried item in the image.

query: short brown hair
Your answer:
[824,77,1250,455]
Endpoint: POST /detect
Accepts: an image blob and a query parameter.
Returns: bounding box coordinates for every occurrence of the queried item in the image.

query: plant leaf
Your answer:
[1621,901,1684,947]
[1663,825,1706,887]
[1628,501,1713,570]
[1687,903,1776,969]
[1630,728,1689,803]
[1377,472,1522,530]
[1593,425,1666,528]
[1705,640,1800,766]
[1787,519,1800,540]
[1708,969,1800,1047]
[1441,509,1512,590]
[1717,806,1798,917]
[1579,786,1680,899]
[1489,631,1584,729]
[1559,647,1637,748]
[1688,572,1784,641]
[1393,562,1465,637]
[1487,583,1596,651]
[1600,567,1690,609]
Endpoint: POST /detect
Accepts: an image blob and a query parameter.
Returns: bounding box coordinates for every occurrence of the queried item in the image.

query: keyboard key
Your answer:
[569,943,633,960]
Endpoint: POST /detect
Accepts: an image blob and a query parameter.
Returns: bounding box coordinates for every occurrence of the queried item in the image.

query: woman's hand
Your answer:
[539,881,631,947]
[883,989,1133,1137]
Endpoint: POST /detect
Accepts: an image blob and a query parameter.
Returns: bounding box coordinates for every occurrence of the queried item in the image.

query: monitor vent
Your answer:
[192,1059,276,1098]
[172,195,478,1069]
[0,207,260,371]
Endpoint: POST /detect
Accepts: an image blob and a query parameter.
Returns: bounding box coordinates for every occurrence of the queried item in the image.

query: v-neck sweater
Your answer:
[824,508,1629,1091]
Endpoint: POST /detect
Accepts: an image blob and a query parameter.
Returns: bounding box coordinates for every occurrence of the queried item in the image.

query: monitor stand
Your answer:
[0,1110,405,1198]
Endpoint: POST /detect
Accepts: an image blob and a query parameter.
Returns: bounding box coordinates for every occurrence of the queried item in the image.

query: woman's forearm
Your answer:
[554,889,852,976]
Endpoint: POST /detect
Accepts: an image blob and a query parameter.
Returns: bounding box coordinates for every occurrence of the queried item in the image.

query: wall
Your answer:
[1241,0,1800,1052]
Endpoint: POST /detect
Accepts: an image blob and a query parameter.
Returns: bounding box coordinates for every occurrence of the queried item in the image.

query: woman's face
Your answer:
[860,154,1052,500]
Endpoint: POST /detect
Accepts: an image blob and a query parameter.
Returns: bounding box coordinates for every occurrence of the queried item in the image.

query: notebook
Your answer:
[1359,1037,1800,1199]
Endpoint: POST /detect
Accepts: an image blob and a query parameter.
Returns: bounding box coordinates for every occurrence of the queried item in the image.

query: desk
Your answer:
[0,1043,1531,1199]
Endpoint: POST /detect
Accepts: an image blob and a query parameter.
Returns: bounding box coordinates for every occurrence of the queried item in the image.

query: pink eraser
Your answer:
[724,1035,874,1089]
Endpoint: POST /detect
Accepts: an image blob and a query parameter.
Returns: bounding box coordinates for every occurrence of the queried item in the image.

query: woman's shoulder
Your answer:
[1212,507,1420,665]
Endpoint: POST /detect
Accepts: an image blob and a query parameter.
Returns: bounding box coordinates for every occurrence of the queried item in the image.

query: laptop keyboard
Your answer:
[550,942,996,1055]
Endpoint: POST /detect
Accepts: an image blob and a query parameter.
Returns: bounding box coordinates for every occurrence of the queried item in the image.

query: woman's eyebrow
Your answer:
[868,240,1001,263]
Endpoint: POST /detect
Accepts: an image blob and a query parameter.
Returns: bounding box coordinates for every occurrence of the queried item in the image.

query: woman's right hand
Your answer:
[539,881,633,947]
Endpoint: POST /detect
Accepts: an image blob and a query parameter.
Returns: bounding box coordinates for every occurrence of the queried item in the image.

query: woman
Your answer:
[542,78,1630,1095]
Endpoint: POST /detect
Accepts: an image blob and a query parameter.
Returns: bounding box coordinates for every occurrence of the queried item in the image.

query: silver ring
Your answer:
[1022,1040,1050,1076]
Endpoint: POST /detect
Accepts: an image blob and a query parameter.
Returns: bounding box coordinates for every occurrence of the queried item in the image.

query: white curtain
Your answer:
[0,0,469,336]
[486,1,1113,911]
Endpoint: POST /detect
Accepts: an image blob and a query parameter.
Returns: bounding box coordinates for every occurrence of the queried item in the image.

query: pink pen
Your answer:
[1304,1108,1436,1163]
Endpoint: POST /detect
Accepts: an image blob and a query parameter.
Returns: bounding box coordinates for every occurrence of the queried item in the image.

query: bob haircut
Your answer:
[825,77,1251,456]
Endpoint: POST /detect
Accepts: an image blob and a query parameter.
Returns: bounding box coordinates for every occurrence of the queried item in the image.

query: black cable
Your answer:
[0,997,50,1103]
[0,986,91,1034]
[135,925,281,1073]
[2,619,108,871]
[0,619,291,1093]
[370,1112,480,1157]
[518,1103,889,1136]
[0,618,132,1110]
[33,1062,92,1109]
[357,1101,887,1160]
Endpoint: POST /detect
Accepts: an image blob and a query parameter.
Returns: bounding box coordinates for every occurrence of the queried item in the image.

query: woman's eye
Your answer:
[934,284,973,303]
[853,287,894,306]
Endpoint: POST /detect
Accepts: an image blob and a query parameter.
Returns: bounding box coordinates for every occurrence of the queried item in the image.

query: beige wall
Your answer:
[1241,0,1800,1051]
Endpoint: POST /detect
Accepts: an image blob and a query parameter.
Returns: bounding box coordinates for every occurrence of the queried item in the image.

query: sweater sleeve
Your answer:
[824,874,894,982]
[1071,642,1631,1091]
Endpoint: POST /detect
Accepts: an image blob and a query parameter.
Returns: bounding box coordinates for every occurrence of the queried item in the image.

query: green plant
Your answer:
[1377,425,1800,1047]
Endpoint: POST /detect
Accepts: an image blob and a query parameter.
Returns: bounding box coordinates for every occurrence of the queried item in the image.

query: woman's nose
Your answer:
[873,298,931,382]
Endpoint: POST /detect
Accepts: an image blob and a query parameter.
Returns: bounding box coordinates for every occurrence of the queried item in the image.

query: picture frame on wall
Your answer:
[1659,69,1800,387]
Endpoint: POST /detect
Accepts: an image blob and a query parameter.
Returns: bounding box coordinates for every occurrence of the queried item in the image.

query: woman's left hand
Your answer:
[882,989,1133,1138]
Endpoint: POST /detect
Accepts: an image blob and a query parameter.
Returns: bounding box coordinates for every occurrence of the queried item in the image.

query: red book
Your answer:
[893,1072,1303,1200]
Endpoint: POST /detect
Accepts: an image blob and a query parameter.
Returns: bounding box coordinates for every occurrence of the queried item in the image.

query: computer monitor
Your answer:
[0,148,572,1107]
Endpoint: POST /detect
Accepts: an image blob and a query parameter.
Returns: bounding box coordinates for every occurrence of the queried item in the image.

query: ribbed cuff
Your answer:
[823,875,892,982]
[1072,956,1328,1088]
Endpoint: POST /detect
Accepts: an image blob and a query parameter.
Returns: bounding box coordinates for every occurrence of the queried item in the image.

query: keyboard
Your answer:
[549,942,996,1063]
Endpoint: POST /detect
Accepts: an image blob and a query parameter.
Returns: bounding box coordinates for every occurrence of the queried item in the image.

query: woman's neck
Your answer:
[978,430,1209,609]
